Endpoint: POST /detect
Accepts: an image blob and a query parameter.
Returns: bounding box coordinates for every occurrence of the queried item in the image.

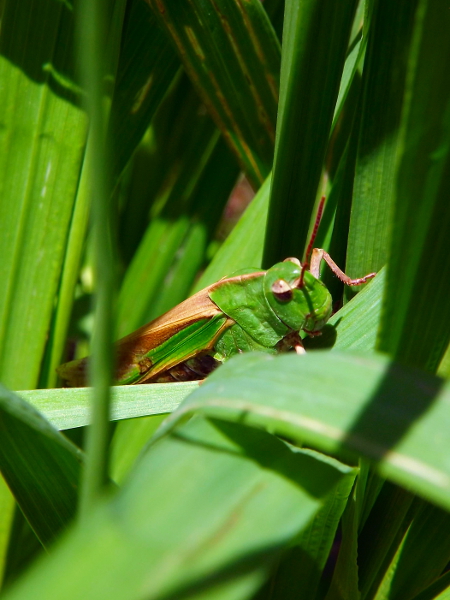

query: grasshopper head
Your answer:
[264,258,332,335]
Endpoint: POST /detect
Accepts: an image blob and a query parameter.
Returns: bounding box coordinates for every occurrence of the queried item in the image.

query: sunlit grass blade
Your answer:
[0,0,87,391]
[264,0,358,265]
[145,0,280,186]
[18,382,197,431]
[378,0,450,372]
[306,269,384,352]
[2,417,354,600]
[0,477,15,587]
[76,0,117,515]
[346,0,418,282]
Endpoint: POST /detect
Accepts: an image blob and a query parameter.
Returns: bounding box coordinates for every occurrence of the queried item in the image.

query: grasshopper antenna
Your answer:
[297,196,325,289]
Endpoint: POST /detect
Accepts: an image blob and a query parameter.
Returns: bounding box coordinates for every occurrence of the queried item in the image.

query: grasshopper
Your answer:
[57,199,375,386]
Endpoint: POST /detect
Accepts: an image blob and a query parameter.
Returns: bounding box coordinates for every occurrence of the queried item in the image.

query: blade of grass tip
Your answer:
[76,0,118,516]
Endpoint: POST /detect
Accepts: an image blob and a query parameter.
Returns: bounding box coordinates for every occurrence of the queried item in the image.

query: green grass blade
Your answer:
[0,478,15,587]
[0,0,88,390]
[156,351,450,511]
[306,270,384,352]
[76,0,118,514]
[0,385,82,547]
[412,571,450,600]
[378,0,450,372]
[324,476,363,600]
[18,382,197,431]
[116,76,237,335]
[109,0,179,182]
[263,0,358,265]
[145,0,280,186]
[2,417,353,600]
[1,510,43,590]
[263,466,356,599]
[372,503,450,600]
[358,484,417,599]
[345,0,418,280]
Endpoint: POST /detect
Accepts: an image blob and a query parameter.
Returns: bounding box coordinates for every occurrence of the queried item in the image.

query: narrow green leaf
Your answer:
[305,270,384,352]
[264,462,356,599]
[264,0,358,265]
[145,0,280,186]
[0,0,88,390]
[412,571,450,600]
[0,478,15,587]
[109,0,179,181]
[378,0,450,372]
[18,383,197,431]
[2,510,43,590]
[358,484,417,599]
[373,502,450,600]
[346,0,418,280]
[324,482,361,600]
[76,0,120,514]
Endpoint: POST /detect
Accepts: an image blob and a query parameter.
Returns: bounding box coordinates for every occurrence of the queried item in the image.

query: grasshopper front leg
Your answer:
[310,249,376,286]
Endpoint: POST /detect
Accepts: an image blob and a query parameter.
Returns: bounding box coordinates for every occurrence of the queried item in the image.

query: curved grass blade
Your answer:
[155,350,450,511]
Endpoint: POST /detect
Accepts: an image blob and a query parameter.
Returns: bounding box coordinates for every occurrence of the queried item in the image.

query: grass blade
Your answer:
[378,0,450,372]
[156,351,450,511]
[264,0,358,265]
[145,0,280,186]
[2,417,354,600]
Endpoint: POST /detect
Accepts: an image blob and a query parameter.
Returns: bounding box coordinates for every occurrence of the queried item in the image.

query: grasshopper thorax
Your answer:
[264,259,332,335]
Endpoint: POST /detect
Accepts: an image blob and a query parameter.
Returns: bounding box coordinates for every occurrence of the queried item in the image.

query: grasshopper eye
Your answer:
[283,257,302,268]
[271,279,293,301]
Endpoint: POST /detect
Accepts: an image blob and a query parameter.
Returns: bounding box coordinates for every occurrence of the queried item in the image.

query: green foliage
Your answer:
[1,0,450,598]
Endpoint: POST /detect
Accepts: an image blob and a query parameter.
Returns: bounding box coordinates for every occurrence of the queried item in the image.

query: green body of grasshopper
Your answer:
[57,253,376,387]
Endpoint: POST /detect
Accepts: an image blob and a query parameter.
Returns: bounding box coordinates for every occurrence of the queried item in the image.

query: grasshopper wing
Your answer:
[57,287,231,387]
